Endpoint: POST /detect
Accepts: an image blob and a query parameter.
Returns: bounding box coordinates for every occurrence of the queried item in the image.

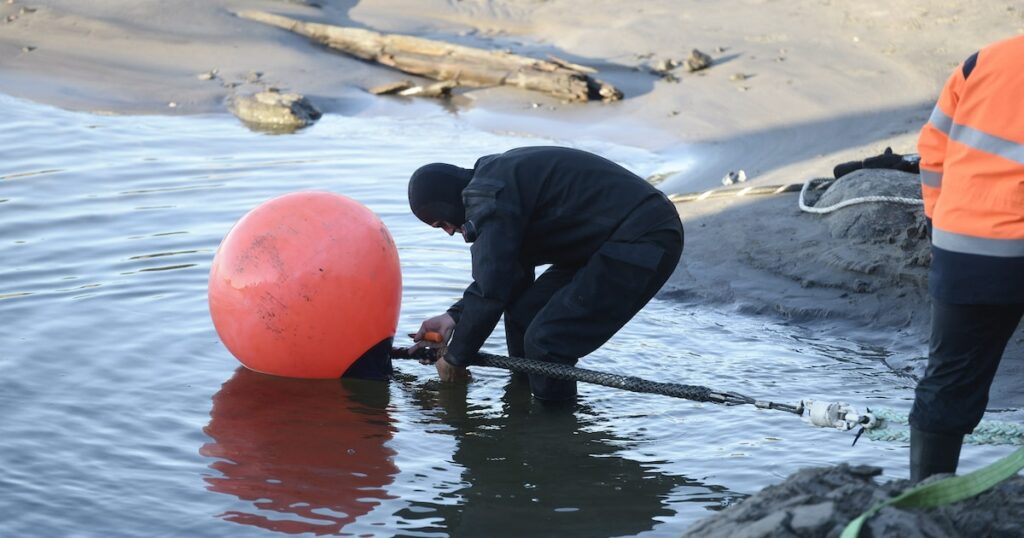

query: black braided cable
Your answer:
[390,347,801,413]
[476,351,720,402]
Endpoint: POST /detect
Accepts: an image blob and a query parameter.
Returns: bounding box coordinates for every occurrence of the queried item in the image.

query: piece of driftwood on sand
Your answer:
[236,10,623,102]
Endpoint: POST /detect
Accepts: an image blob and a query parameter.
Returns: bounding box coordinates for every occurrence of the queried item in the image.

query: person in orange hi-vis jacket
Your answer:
[910,35,1024,482]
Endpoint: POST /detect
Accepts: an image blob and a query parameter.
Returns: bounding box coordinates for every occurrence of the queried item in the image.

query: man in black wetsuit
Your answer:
[408,146,684,401]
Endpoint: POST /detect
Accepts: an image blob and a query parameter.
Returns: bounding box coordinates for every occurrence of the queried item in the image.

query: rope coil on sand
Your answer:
[796,177,922,214]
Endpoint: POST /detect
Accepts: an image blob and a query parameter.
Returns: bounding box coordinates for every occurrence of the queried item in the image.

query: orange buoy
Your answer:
[208,191,401,378]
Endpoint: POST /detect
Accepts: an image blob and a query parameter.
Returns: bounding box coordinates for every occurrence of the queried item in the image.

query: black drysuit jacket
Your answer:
[444,146,682,366]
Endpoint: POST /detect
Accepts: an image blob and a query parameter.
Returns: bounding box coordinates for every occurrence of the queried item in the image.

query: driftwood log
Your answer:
[236,10,622,102]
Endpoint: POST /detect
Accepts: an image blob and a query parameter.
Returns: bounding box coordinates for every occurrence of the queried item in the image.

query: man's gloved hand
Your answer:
[404,320,470,381]
[409,313,455,354]
[834,147,921,178]
[862,147,920,173]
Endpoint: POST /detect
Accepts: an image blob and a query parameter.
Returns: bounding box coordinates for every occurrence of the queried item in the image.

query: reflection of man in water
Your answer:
[399,377,710,537]
[408,146,684,401]
[201,368,397,534]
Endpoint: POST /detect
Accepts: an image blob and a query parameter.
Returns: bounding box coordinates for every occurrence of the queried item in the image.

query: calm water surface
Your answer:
[0,95,1016,537]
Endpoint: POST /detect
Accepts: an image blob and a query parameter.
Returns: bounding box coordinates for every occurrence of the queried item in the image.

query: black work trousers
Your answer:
[909,300,1024,435]
[502,221,683,400]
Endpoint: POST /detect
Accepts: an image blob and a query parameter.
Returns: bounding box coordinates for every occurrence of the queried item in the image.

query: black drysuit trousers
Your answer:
[502,207,684,400]
[909,299,1024,435]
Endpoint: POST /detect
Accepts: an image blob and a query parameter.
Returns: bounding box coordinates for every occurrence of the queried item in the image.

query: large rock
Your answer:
[682,464,1024,537]
[811,168,932,274]
[228,90,321,132]
[670,168,933,330]
[815,169,927,245]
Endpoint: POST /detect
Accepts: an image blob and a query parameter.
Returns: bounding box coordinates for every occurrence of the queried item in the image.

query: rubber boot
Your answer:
[910,428,964,482]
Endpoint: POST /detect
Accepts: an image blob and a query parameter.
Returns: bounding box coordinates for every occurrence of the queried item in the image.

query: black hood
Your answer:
[407,163,473,226]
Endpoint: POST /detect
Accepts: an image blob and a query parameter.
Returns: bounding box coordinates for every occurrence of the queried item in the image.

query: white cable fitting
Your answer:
[805,400,878,431]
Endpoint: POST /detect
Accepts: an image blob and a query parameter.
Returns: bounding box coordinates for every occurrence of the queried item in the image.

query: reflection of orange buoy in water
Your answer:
[201,367,398,534]
[208,191,401,378]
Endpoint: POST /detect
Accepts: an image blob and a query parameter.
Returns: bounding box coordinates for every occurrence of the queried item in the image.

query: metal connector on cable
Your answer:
[805,400,879,431]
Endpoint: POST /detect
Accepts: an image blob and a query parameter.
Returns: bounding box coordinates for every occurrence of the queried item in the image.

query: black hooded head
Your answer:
[407,163,474,226]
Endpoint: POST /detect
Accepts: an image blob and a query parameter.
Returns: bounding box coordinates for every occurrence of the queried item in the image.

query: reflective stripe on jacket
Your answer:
[918,35,1024,304]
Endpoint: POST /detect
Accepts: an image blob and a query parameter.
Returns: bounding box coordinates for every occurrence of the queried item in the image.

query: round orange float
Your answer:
[208,191,401,378]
